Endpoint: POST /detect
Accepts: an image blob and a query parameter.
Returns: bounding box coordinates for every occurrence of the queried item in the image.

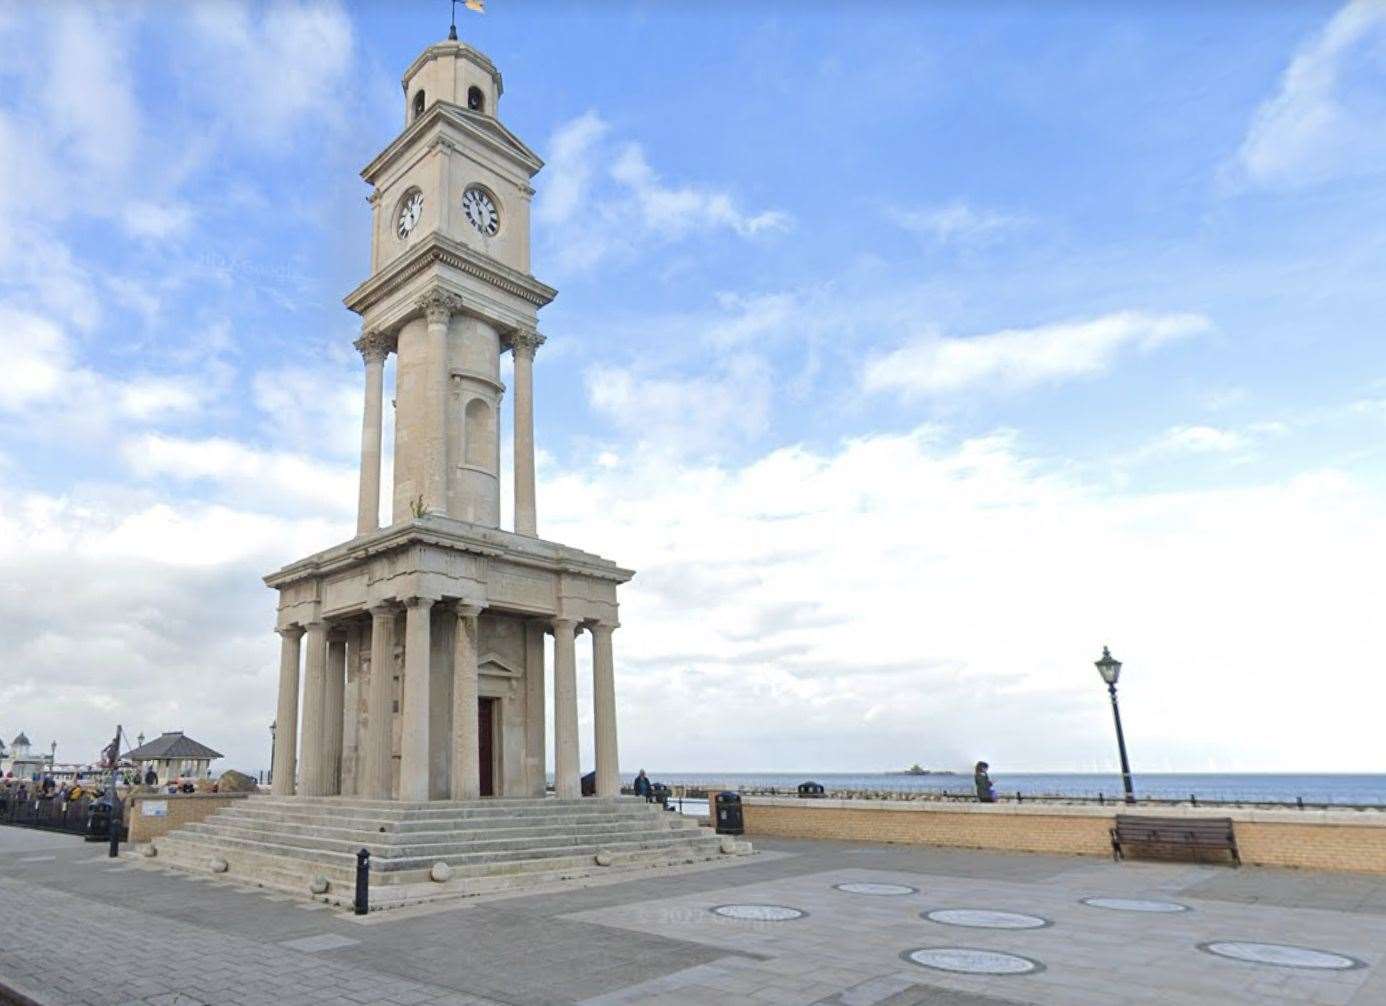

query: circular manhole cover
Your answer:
[1200,942,1364,971]
[834,882,917,896]
[710,904,806,922]
[1082,897,1190,913]
[924,908,1050,930]
[903,947,1044,976]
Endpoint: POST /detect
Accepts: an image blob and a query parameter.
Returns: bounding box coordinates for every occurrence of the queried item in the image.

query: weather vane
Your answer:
[449,0,485,41]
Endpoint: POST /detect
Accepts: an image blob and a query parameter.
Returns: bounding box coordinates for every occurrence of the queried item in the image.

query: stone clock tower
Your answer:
[263,37,631,807]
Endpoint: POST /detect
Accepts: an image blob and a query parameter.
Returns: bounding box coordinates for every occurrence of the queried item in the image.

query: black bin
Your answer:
[797,781,825,798]
[651,783,672,809]
[715,791,744,835]
[84,799,113,841]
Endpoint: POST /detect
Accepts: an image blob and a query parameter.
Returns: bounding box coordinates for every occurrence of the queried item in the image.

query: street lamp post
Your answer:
[268,721,277,787]
[1095,646,1135,804]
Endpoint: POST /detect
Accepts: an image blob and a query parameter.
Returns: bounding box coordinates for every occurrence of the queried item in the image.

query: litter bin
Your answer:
[715,791,744,835]
[797,781,825,798]
[651,783,672,809]
[84,799,113,842]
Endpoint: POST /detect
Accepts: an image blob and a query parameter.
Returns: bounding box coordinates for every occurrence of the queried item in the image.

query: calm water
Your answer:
[623,772,1386,807]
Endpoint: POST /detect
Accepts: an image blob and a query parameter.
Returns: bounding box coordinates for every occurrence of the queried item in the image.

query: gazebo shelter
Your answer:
[126,731,223,783]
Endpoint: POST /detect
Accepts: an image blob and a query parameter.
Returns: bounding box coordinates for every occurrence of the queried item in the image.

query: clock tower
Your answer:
[262,36,631,810]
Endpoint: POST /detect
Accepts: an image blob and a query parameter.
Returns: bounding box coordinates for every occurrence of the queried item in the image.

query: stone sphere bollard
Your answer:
[594,850,614,867]
[140,844,157,858]
[430,862,453,883]
[209,857,228,873]
[309,874,330,895]
[720,837,738,855]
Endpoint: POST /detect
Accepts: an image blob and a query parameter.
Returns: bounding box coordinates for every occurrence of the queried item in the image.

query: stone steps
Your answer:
[146,795,744,910]
[146,833,737,910]
[218,806,672,834]
[170,822,719,869]
[182,819,706,860]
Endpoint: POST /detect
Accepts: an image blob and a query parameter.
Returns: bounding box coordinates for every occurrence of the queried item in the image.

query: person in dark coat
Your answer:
[144,766,157,786]
[633,769,653,802]
[974,761,996,803]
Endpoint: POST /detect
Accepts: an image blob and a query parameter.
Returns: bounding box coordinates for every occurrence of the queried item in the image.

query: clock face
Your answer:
[462,186,499,236]
[397,191,423,239]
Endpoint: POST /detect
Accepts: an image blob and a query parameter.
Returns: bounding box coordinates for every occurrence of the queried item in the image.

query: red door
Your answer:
[478,697,495,797]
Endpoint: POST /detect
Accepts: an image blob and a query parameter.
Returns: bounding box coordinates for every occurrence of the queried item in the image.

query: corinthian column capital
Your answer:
[416,288,464,326]
[353,327,393,365]
[510,328,546,361]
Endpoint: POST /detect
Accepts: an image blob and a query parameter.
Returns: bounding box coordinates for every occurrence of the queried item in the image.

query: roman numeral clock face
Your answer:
[462,186,499,236]
[397,191,422,239]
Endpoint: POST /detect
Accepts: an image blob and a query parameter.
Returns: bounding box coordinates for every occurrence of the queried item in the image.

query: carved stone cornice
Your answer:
[344,232,557,316]
[416,288,464,325]
[428,135,460,155]
[510,328,546,360]
[353,327,395,363]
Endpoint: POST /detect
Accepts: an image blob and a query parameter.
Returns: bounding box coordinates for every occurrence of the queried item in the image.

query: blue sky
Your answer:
[2,1,1385,776]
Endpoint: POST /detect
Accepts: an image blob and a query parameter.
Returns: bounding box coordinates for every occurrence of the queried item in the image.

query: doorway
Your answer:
[478,697,496,797]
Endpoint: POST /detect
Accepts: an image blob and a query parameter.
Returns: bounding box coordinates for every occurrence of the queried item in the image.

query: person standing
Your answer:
[974,761,996,803]
[633,769,653,802]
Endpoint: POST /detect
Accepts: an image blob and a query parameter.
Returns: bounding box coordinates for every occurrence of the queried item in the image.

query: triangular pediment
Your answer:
[479,651,521,677]
[441,106,544,171]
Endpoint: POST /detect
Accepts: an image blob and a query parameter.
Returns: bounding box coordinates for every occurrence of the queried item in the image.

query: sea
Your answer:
[621,772,1386,808]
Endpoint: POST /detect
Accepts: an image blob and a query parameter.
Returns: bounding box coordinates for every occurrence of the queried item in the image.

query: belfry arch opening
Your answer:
[467,85,485,113]
[412,90,426,120]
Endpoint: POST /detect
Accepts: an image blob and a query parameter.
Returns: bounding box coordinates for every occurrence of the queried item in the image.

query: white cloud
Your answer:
[1142,425,1252,457]
[182,0,355,147]
[541,424,1386,773]
[888,201,1027,245]
[537,112,789,273]
[610,143,791,239]
[1236,0,1386,188]
[0,308,70,410]
[121,433,357,516]
[120,200,195,241]
[252,365,363,459]
[535,111,609,228]
[863,311,1211,397]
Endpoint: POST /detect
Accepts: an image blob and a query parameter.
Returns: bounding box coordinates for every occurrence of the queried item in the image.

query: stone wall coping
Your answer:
[129,792,252,803]
[743,795,1386,828]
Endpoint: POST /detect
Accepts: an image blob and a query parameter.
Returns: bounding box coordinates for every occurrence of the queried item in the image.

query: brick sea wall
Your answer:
[128,793,249,843]
[734,796,1386,873]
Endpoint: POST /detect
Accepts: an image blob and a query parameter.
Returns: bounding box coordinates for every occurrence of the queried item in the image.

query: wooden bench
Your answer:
[1110,814,1240,866]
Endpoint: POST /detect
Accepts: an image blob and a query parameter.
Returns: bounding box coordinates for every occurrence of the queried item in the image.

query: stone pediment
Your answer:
[479,651,521,677]
[361,101,542,186]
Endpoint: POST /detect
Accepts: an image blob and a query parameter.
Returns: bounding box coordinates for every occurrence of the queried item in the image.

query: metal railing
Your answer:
[0,793,126,838]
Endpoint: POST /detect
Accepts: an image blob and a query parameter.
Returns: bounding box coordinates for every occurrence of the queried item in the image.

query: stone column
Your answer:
[341,623,363,796]
[416,290,463,516]
[523,621,546,796]
[451,604,483,800]
[323,630,347,795]
[511,329,545,537]
[552,618,581,800]
[297,621,328,795]
[399,596,435,802]
[354,330,389,535]
[362,604,395,799]
[271,626,304,796]
[591,623,620,799]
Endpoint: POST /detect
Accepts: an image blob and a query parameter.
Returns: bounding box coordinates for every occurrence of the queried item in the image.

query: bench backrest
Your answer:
[1114,815,1234,841]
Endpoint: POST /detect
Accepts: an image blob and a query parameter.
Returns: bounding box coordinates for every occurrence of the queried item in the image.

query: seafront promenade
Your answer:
[6,816,1386,1005]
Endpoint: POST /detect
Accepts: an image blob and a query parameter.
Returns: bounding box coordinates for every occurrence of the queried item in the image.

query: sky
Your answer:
[2,1,1385,777]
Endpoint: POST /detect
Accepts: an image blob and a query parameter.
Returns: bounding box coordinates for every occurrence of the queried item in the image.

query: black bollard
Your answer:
[354,848,370,915]
[1098,792,1104,805]
[1191,794,1197,807]
[108,794,121,858]
[1297,796,1304,810]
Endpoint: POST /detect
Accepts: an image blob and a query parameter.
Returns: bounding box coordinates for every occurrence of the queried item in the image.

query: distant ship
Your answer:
[888,764,956,776]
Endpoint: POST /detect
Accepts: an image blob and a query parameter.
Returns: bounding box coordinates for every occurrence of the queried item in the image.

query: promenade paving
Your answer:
[3,825,1385,1005]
